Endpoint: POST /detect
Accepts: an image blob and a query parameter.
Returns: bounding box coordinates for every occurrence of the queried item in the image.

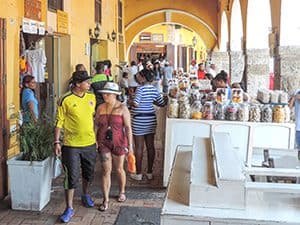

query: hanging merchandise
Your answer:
[25,47,47,83]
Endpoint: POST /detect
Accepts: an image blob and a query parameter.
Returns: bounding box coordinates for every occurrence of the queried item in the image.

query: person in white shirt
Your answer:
[207,63,217,77]
[189,59,198,75]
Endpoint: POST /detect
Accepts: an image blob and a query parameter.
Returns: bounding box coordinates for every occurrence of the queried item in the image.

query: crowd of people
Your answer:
[19,58,300,223]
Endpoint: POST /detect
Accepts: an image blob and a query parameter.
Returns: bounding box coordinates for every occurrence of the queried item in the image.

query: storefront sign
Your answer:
[30,20,38,34]
[22,18,45,35]
[24,0,42,21]
[57,10,69,34]
[38,22,45,35]
[22,18,31,33]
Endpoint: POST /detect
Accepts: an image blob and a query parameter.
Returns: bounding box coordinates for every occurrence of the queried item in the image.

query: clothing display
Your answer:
[25,48,47,83]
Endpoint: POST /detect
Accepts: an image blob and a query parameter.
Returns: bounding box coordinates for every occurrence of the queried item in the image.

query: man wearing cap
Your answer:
[91,61,113,108]
[54,70,97,223]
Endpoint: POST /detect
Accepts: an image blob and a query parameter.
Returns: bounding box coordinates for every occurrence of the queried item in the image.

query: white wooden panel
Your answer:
[213,123,251,163]
[163,119,211,186]
[252,124,294,149]
[212,132,245,180]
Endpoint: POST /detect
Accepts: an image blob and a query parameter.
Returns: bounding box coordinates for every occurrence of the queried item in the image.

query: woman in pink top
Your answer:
[95,82,133,211]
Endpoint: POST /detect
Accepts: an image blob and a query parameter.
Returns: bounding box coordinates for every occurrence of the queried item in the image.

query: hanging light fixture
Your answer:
[89,23,101,39]
[107,30,117,42]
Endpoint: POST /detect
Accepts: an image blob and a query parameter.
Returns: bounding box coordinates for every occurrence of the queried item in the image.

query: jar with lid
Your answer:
[191,100,202,120]
[273,105,285,123]
[261,104,273,123]
[179,99,191,119]
[284,105,291,123]
[249,104,261,122]
[168,98,179,118]
[215,102,226,120]
[237,103,249,122]
[190,88,201,105]
[202,101,214,120]
[225,102,238,121]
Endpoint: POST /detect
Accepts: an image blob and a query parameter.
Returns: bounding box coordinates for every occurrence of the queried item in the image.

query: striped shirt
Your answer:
[131,84,167,135]
[132,84,166,114]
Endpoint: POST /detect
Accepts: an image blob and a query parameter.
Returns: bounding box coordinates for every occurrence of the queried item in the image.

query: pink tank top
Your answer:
[97,115,128,153]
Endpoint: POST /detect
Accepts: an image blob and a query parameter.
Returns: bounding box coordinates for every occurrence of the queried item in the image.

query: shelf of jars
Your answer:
[163,82,295,187]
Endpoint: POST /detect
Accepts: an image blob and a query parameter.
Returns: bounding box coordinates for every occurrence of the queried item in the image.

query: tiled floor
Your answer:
[0,160,165,225]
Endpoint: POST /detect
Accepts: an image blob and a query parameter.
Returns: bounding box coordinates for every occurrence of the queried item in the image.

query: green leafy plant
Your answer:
[20,114,54,161]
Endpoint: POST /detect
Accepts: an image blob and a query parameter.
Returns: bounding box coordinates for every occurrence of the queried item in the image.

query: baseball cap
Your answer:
[71,71,92,83]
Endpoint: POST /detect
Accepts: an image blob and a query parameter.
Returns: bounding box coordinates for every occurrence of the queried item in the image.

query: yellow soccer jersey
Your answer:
[56,91,96,147]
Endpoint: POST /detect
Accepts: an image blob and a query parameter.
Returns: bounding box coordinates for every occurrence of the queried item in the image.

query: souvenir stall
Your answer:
[163,77,295,186]
[20,17,47,115]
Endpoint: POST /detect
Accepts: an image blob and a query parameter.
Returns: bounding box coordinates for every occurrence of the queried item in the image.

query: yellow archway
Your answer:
[125,9,217,54]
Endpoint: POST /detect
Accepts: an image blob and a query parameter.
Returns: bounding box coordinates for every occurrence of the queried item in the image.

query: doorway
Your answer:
[44,35,71,118]
[0,18,8,199]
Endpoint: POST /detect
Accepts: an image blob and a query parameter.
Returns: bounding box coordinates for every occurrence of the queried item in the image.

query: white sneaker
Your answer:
[130,173,143,181]
[146,173,153,180]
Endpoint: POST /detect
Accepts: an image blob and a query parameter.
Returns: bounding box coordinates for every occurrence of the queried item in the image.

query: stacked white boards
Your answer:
[161,133,300,225]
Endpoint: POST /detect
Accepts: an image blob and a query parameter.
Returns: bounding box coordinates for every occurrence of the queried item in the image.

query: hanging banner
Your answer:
[57,10,69,34]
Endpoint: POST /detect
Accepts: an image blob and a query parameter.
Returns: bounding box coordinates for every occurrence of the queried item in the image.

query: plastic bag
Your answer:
[127,152,136,174]
[53,156,62,179]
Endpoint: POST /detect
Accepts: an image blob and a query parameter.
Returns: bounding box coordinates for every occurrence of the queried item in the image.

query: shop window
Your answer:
[118,0,123,33]
[95,0,102,24]
[48,0,63,11]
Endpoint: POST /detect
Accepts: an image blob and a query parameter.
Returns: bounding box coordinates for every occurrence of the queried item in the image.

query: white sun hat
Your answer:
[98,82,122,95]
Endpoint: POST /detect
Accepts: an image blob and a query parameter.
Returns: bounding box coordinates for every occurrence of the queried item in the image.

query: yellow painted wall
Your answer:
[0,0,47,157]
[125,0,217,33]
[69,0,120,78]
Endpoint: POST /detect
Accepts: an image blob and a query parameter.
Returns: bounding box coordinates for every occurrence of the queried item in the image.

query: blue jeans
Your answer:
[296,131,300,149]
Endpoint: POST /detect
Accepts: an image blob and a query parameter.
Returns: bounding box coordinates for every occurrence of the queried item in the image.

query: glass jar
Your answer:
[215,103,226,120]
[179,99,191,119]
[237,103,249,122]
[225,102,238,121]
[191,100,202,120]
[261,104,273,123]
[231,88,243,103]
[202,101,214,120]
[273,105,285,123]
[284,105,291,123]
[168,98,179,118]
[216,88,229,103]
[190,88,201,105]
[249,104,261,122]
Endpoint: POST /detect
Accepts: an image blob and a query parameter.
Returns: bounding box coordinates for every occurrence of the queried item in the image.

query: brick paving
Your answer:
[0,160,165,225]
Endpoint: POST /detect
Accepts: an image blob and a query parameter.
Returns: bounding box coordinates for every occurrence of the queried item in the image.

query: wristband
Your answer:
[54,141,61,145]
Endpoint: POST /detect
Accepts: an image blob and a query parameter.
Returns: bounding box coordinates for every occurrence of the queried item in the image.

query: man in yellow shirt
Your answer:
[54,70,96,223]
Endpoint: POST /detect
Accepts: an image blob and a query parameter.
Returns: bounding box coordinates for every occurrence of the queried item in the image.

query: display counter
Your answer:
[163,118,295,187]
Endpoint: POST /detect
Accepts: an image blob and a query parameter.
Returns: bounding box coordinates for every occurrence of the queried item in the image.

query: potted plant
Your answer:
[7,114,54,211]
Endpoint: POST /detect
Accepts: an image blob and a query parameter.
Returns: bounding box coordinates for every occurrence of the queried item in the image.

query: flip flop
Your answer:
[117,193,126,202]
[99,200,109,211]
